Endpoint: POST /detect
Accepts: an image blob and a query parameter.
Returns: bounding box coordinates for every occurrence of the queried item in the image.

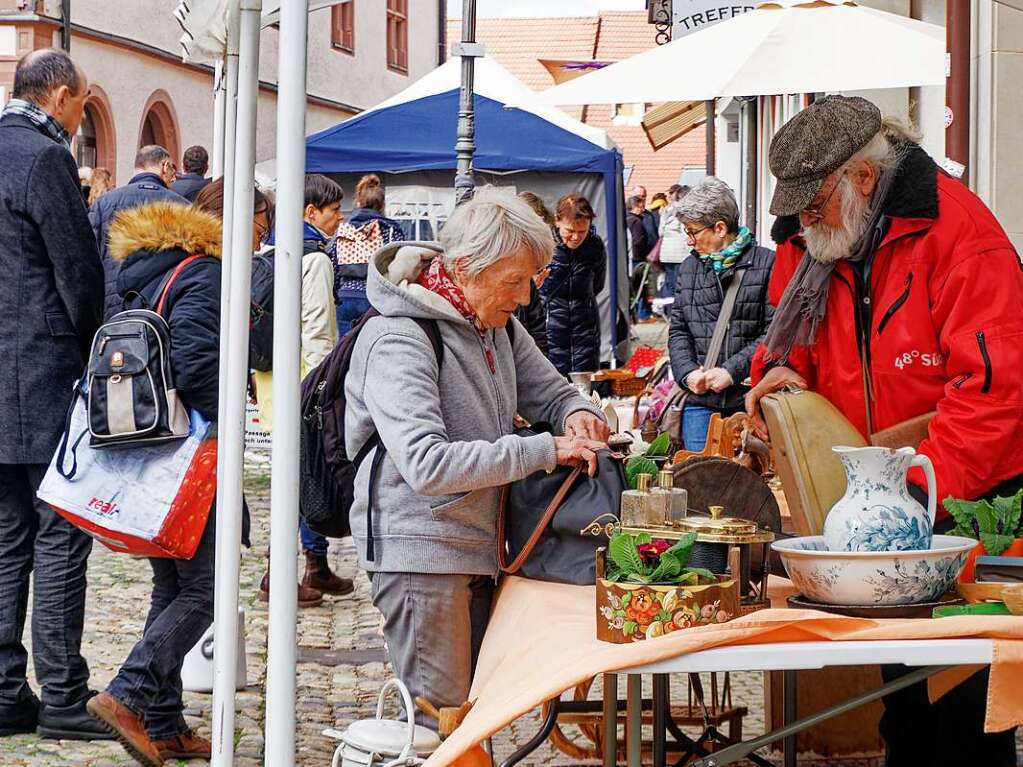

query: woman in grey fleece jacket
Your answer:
[345,189,609,725]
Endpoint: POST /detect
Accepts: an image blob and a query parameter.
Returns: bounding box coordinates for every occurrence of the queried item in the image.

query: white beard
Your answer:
[802,179,873,264]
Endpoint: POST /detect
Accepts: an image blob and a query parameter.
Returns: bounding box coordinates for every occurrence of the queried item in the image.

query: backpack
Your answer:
[249,252,275,371]
[335,220,383,266]
[84,254,206,448]
[299,310,444,542]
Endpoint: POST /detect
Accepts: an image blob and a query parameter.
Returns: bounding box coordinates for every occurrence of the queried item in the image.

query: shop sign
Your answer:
[672,2,756,39]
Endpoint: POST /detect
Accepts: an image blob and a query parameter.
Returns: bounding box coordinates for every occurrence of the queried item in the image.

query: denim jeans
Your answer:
[660,262,679,299]
[0,463,92,709]
[107,509,215,739]
[336,286,371,339]
[299,519,328,557]
[682,405,715,451]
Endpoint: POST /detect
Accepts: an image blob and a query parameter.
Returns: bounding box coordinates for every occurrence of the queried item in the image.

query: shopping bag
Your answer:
[37,381,217,559]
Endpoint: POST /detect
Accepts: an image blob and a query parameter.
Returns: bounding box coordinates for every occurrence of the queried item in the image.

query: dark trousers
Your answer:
[107,510,215,739]
[336,286,371,339]
[0,463,92,710]
[879,507,1019,767]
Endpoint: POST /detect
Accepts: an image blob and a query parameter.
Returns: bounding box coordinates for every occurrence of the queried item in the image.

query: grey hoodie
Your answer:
[345,242,605,575]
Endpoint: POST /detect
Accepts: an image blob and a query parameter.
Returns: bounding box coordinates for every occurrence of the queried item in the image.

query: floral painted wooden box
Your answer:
[595,548,739,643]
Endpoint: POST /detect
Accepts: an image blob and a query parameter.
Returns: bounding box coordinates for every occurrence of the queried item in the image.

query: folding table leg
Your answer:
[603,673,618,767]
[653,674,668,767]
[783,670,797,767]
[627,675,643,767]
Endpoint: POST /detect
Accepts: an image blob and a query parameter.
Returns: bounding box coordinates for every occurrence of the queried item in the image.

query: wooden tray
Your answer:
[786,592,964,619]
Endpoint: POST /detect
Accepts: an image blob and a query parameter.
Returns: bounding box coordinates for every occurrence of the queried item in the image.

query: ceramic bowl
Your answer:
[772,535,975,606]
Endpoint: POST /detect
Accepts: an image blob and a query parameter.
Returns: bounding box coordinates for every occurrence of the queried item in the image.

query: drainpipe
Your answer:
[945,0,970,183]
[705,98,716,176]
[438,0,447,65]
[60,0,71,51]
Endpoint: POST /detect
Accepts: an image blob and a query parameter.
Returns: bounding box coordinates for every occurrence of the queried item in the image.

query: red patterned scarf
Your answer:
[416,257,496,372]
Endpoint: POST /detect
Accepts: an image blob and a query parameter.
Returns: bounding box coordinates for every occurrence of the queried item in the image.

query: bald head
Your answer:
[12,49,88,136]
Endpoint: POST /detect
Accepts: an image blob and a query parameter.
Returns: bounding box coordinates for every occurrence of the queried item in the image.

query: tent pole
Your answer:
[263,0,307,761]
[454,0,480,205]
[212,59,227,180]
[211,2,261,766]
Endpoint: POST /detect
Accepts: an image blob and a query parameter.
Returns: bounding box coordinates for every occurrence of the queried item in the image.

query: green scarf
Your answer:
[699,226,752,274]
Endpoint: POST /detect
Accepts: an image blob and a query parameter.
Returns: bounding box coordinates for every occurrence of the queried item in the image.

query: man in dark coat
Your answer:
[170,145,212,202]
[89,144,187,319]
[0,49,109,741]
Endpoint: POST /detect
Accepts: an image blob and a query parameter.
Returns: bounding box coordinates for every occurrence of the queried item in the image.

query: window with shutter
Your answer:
[331,1,355,55]
[386,0,408,74]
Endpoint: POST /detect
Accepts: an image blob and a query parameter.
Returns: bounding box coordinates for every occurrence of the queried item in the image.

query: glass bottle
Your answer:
[620,473,662,527]
[656,469,689,525]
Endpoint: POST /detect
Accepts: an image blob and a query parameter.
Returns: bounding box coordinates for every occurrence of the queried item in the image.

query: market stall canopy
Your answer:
[305,56,618,173]
[519,0,946,106]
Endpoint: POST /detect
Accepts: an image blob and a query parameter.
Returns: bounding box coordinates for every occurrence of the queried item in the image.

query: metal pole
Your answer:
[705,98,716,176]
[626,675,642,767]
[61,0,71,51]
[453,0,482,205]
[211,1,260,765]
[602,673,617,767]
[263,0,307,760]
[212,59,227,180]
[946,0,971,182]
[743,98,758,235]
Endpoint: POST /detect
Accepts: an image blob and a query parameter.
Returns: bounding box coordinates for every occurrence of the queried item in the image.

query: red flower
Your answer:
[637,539,672,563]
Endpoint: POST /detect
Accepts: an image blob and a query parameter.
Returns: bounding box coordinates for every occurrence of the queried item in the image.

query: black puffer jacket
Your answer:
[541,229,606,376]
[668,242,775,411]
[514,280,548,357]
[110,202,223,422]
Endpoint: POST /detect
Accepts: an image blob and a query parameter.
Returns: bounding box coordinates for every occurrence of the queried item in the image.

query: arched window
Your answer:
[75,106,98,169]
[137,91,181,163]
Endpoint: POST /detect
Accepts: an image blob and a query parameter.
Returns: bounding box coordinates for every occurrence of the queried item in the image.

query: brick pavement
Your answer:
[3,458,1020,766]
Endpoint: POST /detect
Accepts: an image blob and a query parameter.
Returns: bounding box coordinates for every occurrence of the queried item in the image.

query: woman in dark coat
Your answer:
[87,187,271,767]
[540,194,606,376]
[668,177,775,451]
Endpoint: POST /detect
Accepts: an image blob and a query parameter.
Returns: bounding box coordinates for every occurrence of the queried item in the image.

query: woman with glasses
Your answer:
[667,177,775,451]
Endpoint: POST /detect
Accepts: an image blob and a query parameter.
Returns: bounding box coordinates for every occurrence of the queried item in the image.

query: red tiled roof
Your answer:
[448,11,706,194]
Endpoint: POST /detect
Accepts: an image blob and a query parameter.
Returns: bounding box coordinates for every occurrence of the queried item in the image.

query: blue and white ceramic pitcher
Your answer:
[823,446,937,552]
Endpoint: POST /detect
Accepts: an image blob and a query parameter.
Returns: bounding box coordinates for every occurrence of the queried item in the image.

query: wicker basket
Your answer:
[611,375,647,397]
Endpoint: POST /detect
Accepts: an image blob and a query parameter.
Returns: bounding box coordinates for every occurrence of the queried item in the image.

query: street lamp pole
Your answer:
[453,0,483,206]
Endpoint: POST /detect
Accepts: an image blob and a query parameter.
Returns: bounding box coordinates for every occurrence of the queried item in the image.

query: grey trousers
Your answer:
[370,572,494,727]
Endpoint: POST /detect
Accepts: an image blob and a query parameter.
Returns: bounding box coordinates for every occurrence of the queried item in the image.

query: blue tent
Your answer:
[304,57,627,359]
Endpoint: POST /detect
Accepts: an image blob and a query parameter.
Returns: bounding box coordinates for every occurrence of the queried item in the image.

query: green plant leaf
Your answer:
[685,567,719,583]
[675,571,699,585]
[974,501,999,534]
[609,532,645,576]
[626,457,659,489]
[646,432,671,458]
[943,496,978,532]
[991,492,1023,537]
[980,532,1015,556]
[623,621,637,636]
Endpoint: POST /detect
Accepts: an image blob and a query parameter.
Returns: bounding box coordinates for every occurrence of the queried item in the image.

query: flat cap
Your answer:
[768,95,882,216]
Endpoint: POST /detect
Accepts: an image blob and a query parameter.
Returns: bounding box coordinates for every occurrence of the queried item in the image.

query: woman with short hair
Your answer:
[541,194,607,376]
[668,177,775,450]
[345,188,609,727]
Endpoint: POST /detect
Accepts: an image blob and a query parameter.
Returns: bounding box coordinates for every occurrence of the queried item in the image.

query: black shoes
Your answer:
[0,695,39,737]
[37,691,116,741]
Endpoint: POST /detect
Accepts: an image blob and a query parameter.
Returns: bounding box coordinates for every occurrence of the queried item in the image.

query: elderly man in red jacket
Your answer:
[747,96,1022,767]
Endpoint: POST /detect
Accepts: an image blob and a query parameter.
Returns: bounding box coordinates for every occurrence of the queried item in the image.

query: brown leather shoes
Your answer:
[259,569,323,608]
[86,692,164,767]
[152,729,212,760]
[301,552,355,596]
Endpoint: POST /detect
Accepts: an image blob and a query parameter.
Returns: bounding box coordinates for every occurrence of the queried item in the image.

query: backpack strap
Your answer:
[155,254,208,318]
[363,317,444,562]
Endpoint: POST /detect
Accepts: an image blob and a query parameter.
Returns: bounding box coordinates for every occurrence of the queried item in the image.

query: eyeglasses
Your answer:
[684,225,710,242]
[254,218,270,244]
[802,170,846,223]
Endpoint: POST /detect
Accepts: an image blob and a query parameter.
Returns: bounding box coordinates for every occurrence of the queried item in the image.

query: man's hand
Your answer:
[744,366,808,439]
[554,436,609,476]
[686,369,709,394]
[704,367,734,393]
[565,411,611,443]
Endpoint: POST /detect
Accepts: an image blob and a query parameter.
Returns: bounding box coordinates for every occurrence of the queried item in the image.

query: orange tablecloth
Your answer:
[423,575,1023,767]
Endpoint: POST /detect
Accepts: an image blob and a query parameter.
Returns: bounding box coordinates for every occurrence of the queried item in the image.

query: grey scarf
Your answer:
[763,155,903,362]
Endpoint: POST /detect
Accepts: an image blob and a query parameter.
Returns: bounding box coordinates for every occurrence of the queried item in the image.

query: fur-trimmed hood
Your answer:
[771,143,940,245]
[107,201,223,262]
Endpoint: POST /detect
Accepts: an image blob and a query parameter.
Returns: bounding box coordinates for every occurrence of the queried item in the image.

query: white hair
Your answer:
[676,176,740,233]
[438,187,556,276]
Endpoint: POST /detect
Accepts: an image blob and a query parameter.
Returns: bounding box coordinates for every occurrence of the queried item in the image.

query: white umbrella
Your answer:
[523,0,946,105]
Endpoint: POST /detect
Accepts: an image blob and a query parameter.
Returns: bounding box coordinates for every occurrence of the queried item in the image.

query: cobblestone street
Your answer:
[2,458,1019,766]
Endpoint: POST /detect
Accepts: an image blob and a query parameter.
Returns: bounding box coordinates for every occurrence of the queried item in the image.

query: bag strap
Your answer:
[155,254,208,318]
[496,464,584,575]
[702,267,746,370]
[363,317,444,562]
[55,382,88,480]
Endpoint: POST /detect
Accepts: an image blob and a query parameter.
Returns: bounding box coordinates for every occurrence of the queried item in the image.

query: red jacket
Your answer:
[752,147,1023,509]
